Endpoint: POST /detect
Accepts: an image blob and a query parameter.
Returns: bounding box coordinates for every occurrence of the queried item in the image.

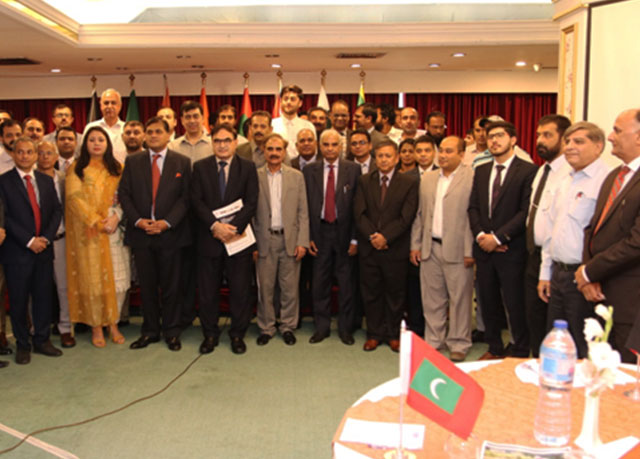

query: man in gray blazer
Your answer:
[410,136,475,362]
[236,111,273,169]
[253,134,309,345]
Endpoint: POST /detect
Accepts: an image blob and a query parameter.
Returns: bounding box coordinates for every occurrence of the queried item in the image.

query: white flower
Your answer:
[584,318,604,342]
[588,341,621,371]
[595,304,612,322]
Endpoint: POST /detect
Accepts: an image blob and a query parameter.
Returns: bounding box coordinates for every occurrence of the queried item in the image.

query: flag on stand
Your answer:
[272,74,282,120]
[317,79,330,111]
[357,80,366,106]
[88,87,100,124]
[200,87,210,134]
[400,327,484,440]
[238,84,253,138]
[161,75,170,107]
[126,89,140,122]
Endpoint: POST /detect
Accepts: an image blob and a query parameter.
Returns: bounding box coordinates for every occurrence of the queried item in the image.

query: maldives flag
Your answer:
[400,328,484,439]
[200,87,210,134]
[238,85,253,138]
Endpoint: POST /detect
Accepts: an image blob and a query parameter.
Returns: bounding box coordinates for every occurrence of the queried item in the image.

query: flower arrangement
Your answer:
[581,305,621,396]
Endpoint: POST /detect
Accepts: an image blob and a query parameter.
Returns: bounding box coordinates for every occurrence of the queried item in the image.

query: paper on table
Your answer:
[339,418,425,450]
[515,359,636,387]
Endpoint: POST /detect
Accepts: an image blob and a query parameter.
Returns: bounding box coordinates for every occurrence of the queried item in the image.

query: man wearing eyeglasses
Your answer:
[349,128,376,175]
[43,104,83,158]
[329,100,351,158]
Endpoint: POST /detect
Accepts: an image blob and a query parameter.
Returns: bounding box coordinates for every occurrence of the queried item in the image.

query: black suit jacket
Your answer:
[118,149,192,249]
[191,154,258,257]
[303,159,360,252]
[0,168,62,264]
[353,170,418,260]
[468,156,537,261]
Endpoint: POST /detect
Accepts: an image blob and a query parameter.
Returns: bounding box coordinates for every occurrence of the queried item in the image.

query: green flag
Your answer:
[126,89,140,122]
[410,359,464,415]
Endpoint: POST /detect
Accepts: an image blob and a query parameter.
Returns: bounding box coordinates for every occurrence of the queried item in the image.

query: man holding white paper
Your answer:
[191,124,258,355]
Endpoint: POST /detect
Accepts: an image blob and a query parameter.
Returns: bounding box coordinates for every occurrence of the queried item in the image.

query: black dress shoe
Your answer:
[199,336,218,354]
[256,334,271,346]
[339,333,355,345]
[0,346,12,355]
[282,331,296,345]
[33,341,63,357]
[129,335,160,350]
[15,349,30,365]
[471,329,485,343]
[0,360,9,368]
[309,332,329,344]
[166,336,181,351]
[231,337,246,354]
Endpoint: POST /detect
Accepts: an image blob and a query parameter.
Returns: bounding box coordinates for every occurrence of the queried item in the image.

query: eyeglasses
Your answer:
[350,140,369,147]
[213,138,233,145]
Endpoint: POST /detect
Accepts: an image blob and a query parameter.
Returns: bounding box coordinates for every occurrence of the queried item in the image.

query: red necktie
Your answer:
[324,164,336,223]
[594,166,631,234]
[24,175,41,236]
[151,154,161,209]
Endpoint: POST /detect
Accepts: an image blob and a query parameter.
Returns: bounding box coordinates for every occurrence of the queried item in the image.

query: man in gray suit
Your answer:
[236,111,274,169]
[410,136,475,362]
[253,134,309,346]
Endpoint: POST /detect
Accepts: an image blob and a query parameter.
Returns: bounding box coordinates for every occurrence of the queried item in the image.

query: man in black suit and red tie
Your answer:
[191,123,258,355]
[0,137,62,365]
[303,129,361,344]
[468,121,537,359]
[119,117,192,352]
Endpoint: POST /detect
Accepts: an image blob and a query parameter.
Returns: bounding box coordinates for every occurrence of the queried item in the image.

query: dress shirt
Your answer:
[272,116,316,160]
[267,168,283,229]
[168,133,212,165]
[432,165,460,239]
[387,126,403,144]
[84,118,126,165]
[619,155,640,193]
[57,157,74,173]
[488,154,516,213]
[0,145,15,175]
[527,154,571,248]
[378,169,395,187]
[321,159,339,220]
[44,131,83,158]
[298,154,317,170]
[540,158,610,281]
[355,156,372,175]
[216,155,233,184]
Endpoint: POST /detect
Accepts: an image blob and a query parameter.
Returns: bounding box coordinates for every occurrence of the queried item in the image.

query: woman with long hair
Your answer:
[66,126,131,347]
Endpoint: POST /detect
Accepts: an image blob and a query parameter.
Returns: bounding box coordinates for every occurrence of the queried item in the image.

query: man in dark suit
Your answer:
[291,128,321,171]
[468,121,537,359]
[352,103,389,157]
[576,108,640,363]
[349,128,377,175]
[119,117,192,352]
[329,100,351,159]
[0,200,7,367]
[303,129,360,344]
[0,137,62,364]
[191,123,258,354]
[354,140,418,352]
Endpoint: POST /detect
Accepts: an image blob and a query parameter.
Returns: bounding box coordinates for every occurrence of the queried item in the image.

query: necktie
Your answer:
[491,165,505,215]
[526,164,551,253]
[63,159,71,173]
[24,175,41,236]
[325,164,336,223]
[380,175,389,206]
[218,160,227,200]
[593,166,631,234]
[151,154,161,209]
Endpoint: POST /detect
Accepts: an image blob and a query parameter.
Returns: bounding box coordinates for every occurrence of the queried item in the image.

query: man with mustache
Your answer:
[83,88,126,164]
[236,111,281,169]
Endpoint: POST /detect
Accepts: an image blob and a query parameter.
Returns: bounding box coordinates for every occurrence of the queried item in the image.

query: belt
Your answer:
[321,219,337,225]
[432,237,442,245]
[54,232,65,241]
[269,228,284,235]
[553,261,580,272]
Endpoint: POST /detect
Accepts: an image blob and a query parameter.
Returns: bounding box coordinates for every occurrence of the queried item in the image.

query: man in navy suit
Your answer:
[119,117,192,352]
[0,137,62,364]
[303,129,361,344]
[191,124,258,355]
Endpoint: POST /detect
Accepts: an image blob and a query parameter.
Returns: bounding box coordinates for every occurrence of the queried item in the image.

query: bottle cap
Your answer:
[553,319,568,329]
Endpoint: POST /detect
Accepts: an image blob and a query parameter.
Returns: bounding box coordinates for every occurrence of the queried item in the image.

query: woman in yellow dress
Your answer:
[66,126,128,347]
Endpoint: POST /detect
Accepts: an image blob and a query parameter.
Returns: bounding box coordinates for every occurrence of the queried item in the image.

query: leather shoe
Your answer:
[309,332,329,344]
[60,333,76,348]
[256,334,271,346]
[450,351,466,362]
[129,335,160,350]
[389,340,400,353]
[282,331,296,346]
[0,345,11,355]
[15,348,30,364]
[199,336,219,354]
[231,337,246,354]
[339,333,355,345]
[33,341,63,357]
[471,329,485,343]
[363,339,379,351]
[478,351,505,361]
[166,336,181,351]
[0,360,8,368]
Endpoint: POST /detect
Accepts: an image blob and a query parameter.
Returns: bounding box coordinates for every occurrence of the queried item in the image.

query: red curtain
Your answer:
[1,92,555,163]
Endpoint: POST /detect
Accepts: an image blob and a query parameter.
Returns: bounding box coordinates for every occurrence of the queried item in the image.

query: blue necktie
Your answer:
[218,161,227,199]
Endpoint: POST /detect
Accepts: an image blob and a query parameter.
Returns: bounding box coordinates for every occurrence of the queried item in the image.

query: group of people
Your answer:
[0,84,638,370]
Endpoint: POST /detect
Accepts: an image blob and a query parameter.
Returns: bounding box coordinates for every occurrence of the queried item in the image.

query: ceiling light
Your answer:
[533,63,541,72]
[351,63,361,68]
[50,68,61,73]
[516,61,527,67]
[452,53,465,58]
[429,63,440,68]
[271,63,282,68]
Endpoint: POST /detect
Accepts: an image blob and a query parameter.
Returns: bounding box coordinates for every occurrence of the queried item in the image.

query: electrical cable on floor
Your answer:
[0,317,231,456]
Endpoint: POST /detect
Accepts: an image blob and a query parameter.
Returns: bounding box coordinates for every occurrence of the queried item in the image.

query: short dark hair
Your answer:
[22,117,44,130]
[307,106,328,117]
[124,120,144,130]
[377,104,396,126]
[358,103,377,123]
[425,111,446,124]
[486,121,517,138]
[144,116,169,132]
[211,123,237,139]
[398,138,415,151]
[538,114,571,138]
[414,135,437,149]
[280,85,303,99]
[55,125,77,141]
[179,100,203,117]
[0,119,20,136]
[375,140,398,153]
[213,104,237,126]
[250,110,272,125]
[52,104,73,116]
[350,128,371,143]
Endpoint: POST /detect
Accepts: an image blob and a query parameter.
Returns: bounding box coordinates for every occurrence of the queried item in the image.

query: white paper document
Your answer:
[213,198,244,222]
[339,418,425,450]
[211,199,256,256]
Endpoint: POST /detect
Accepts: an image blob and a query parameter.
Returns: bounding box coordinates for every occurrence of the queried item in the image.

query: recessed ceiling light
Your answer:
[351,63,361,68]
[429,63,440,68]
[516,61,527,67]
[271,63,282,68]
[50,68,61,73]
[452,53,465,58]
[533,63,541,72]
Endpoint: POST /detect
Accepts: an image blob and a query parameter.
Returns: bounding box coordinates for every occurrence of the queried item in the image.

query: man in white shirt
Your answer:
[272,85,316,160]
[376,103,402,141]
[329,100,351,158]
[83,88,126,164]
[397,107,426,143]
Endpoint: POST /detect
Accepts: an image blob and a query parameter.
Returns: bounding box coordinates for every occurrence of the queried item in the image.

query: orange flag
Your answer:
[200,86,210,134]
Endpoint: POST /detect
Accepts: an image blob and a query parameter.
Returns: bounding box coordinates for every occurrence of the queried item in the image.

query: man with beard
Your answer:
[272,85,315,160]
[524,115,571,356]
[43,104,83,157]
[0,119,21,174]
[308,106,328,138]
[465,116,489,166]
[236,111,279,168]
[122,120,146,155]
[376,103,401,141]
[55,126,77,174]
[329,100,351,158]
[424,111,447,147]
[23,118,45,143]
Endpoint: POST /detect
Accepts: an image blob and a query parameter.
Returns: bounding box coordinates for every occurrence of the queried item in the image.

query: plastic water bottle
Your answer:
[534,319,577,446]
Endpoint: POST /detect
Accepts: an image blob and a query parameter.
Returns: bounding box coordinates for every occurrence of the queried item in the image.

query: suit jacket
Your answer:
[411,164,474,263]
[191,153,258,257]
[583,166,640,324]
[468,156,537,261]
[0,168,62,264]
[303,159,360,251]
[291,152,322,171]
[346,130,389,160]
[354,169,418,260]
[254,164,309,257]
[118,149,192,249]
[237,141,291,169]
